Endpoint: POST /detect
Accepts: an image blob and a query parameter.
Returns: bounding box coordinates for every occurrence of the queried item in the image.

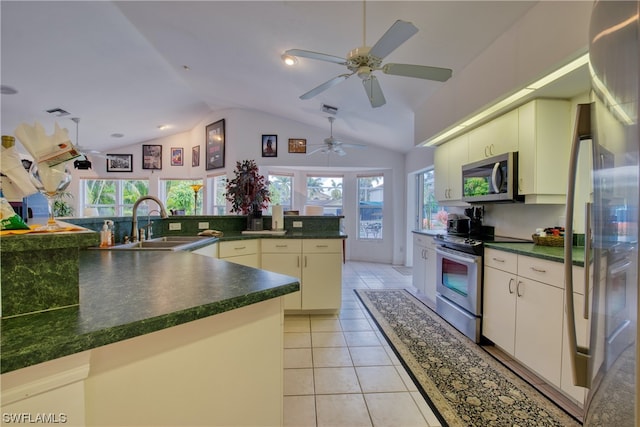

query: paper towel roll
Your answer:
[272,204,284,230]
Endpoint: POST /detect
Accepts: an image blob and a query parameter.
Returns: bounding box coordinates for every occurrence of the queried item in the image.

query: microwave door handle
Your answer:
[564,102,592,388]
[491,162,501,193]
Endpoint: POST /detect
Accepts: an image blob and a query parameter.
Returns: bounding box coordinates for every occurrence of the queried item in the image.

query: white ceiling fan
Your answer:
[70,117,115,163]
[307,117,366,157]
[285,2,452,108]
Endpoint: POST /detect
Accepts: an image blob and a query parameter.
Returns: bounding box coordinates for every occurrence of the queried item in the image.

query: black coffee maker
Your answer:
[464,206,484,236]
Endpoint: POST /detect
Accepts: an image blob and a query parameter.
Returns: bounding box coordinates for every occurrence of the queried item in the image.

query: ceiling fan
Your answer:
[307,117,366,156]
[70,117,115,165]
[285,4,452,108]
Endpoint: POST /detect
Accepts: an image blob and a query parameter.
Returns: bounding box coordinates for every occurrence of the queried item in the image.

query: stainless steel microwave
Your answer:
[462,152,523,203]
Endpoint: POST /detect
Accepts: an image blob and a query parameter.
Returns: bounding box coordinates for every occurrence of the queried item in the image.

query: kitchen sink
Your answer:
[95,236,217,251]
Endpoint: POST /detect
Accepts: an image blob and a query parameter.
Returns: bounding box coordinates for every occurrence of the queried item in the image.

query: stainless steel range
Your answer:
[434,233,484,342]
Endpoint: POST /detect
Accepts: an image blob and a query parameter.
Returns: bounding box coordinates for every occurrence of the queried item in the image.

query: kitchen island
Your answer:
[1,239,300,426]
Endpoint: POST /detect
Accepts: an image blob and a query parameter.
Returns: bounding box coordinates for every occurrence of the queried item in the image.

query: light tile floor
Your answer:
[283,261,442,427]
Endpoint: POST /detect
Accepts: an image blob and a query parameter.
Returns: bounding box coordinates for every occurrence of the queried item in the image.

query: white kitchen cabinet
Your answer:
[514,275,564,388]
[218,239,260,268]
[191,242,218,257]
[434,134,468,203]
[483,248,564,388]
[261,239,302,310]
[261,239,342,312]
[412,233,438,304]
[301,240,343,311]
[518,99,571,203]
[468,109,519,161]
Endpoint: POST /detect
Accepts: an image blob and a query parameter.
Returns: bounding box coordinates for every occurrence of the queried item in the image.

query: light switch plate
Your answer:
[169,222,182,231]
[293,221,303,228]
[198,222,209,230]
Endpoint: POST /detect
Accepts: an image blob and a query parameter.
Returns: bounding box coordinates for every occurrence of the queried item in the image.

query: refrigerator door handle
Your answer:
[564,103,592,388]
[583,202,591,320]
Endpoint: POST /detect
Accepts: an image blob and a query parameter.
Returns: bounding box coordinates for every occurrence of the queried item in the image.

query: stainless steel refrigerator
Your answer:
[564,1,638,425]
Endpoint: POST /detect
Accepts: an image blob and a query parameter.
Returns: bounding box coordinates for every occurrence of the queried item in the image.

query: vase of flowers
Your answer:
[225,159,270,230]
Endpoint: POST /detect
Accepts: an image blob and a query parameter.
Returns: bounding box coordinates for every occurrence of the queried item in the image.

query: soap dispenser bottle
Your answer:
[100,220,109,247]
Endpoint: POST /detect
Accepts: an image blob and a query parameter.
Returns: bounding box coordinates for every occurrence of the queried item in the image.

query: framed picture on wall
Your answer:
[192,145,200,167]
[171,147,183,166]
[205,119,225,170]
[106,154,133,172]
[142,145,162,170]
[262,134,277,157]
[288,138,306,153]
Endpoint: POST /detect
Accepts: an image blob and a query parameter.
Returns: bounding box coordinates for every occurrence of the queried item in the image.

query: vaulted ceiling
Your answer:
[2,1,546,155]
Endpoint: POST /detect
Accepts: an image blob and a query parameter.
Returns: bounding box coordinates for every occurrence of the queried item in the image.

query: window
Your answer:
[209,174,227,215]
[306,176,343,215]
[161,179,204,215]
[268,173,293,212]
[358,175,383,239]
[81,179,149,216]
[416,168,447,231]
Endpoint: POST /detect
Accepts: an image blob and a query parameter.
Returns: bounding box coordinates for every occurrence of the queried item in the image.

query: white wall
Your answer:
[69,108,406,264]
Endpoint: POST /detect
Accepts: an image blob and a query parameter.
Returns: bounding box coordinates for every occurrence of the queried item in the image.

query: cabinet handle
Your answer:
[484,146,489,157]
[315,244,329,248]
[275,244,288,248]
[508,278,515,294]
[489,144,495,156]
[297,255,300,268]
[492,257,506,263]
[304,255,307,268]
[516,281,524,297]
[530,266,546,273]
[234,246,246,250]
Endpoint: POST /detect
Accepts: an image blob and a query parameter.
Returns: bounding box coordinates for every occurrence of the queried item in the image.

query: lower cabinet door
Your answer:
[261,253,302,310]
[483,266,517,355]
[302,252,342,310]
[514,277,564,387]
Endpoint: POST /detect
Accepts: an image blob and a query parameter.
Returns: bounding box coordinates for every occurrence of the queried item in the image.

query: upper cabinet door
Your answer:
[468,109,519,162]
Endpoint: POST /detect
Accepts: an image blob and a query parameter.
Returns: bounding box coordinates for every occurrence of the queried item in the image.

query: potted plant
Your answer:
[225,159,270,230]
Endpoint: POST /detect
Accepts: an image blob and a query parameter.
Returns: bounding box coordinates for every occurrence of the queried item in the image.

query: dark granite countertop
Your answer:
[1,249,299,373]
[484,242,585,266]
[412,230,445,237]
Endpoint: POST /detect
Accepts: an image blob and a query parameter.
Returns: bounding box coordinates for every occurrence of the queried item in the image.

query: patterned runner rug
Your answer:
[355,289,582,427]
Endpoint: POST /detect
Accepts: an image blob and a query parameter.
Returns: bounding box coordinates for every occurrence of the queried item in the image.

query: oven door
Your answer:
[435,246,482,316]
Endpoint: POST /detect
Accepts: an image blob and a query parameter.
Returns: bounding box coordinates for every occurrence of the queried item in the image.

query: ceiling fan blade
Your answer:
[335,147,347,156]
[382,63,452,82]
[362,75,386,108]
[369,20,418,59]
[341,143,367,149]
[306,146,327,156]
[300,73,352,100]
[285,49,346,65]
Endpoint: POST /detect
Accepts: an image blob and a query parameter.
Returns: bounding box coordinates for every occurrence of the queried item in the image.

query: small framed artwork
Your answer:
[288,138,307,153]
[106,154,133,172]
[142,144,162,170]
[262,134,277,157]
[206,119,225,170]
[171,147,184,166]
[192,145,200,167]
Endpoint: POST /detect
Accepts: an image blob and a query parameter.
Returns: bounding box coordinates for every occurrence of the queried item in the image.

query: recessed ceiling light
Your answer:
[183,65,191,71]
[111,133,124,138]
[158,125,169,130]
[281,53,298,66]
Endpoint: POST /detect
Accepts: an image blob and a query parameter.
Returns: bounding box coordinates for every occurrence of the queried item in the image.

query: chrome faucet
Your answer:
[131,196,168,242]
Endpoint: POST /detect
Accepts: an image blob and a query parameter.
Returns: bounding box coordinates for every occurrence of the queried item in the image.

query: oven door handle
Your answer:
[436,247,480,265]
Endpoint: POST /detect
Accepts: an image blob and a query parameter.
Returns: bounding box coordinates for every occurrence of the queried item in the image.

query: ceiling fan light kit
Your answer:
[307,117,366,157]
[286,16,452,108]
